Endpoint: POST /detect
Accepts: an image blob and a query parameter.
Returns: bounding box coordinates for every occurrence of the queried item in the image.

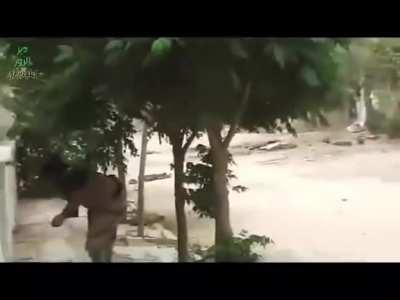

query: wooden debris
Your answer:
[332,141,352,146]
[143,173,171,182]
[259,141,297,151]
[146,151,160,155]
[248,140,281,150]
[129,173,171,185]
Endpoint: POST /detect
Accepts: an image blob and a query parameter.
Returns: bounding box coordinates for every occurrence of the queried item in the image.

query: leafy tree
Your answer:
[2,38,197,261]
[173,38,347,261]
[0,39,137,197]
[104,37,348,261]
[1,38,348,263]
[338,38,400,131]
[104,38,200,261]
[184,144,247,219]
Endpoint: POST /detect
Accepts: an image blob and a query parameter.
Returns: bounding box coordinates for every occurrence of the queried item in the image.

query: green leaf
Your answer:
[0,43,10,59]
[105,40,124,52]
[230,69,242,92]
[229,39,248,60]
[272,44,286,69]
[142,52,162,68]
[105,50,122,66]
[151,38,172,57]
[54,45,74,63]
[300,66,320,87]
[64,61,80,77]
[311,38,329,43]
[174,38,186,47]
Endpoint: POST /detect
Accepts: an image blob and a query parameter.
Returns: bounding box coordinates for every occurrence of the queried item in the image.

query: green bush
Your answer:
[385,115,400,138]
[191,230,273,262]
[366,108,387,134]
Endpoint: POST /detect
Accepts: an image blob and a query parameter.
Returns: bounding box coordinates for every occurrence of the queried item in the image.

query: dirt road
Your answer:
[14,129,400,262]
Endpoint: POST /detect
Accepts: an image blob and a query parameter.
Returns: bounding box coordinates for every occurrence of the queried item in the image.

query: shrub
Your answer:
[191,230,273,262]
[385,114,400,138]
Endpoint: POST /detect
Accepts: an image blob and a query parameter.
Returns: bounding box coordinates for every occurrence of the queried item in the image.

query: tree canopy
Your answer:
[0,37,351,261]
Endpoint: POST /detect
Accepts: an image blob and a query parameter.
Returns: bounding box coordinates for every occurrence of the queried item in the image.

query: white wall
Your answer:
[0,141,16,262]
[0,105,13,140]
[0,100,17,261]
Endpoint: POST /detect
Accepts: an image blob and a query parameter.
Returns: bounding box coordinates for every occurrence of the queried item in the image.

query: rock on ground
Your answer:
[113,245,177,262]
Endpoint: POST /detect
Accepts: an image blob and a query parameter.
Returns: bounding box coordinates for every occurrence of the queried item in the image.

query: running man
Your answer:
[41,155,126,262]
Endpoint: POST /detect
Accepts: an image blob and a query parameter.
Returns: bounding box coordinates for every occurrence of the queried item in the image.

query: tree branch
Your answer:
[140,101,155,125]
[182,130,196,153]
[222,81,252,149]
[207,125,222,151]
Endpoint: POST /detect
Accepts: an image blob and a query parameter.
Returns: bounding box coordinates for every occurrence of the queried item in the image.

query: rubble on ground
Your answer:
[129,212,165,226]
[113,245,177,262]
[356,136,365,145]
[117,222,176,243]
[322,137,331,144]
[347,123,366,133]
[366,134,379,140]
[113,222,178,262]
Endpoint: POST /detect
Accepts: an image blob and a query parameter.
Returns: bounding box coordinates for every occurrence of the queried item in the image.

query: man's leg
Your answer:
[103,245,113,263]
[88,249,103,262]
[86,211,118,263]
[87,210,106,262]
[88,248,112,262]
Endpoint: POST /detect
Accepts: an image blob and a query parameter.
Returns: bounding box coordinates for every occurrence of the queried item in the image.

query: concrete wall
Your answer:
[0,163,5,261]
[0,141,17,262]
[0,101,17,261]
[0,106,13,140]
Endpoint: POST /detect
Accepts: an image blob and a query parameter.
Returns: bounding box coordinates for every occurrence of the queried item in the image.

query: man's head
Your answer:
[41,154,69,184]
[41,153,90,193]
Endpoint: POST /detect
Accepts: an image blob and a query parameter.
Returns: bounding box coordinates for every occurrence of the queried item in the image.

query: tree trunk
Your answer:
[137,122,149,237]
[214,157,233,261]
[356,73,367,127]
[115,139,126,187]
[205,82,251,261]
[172,143,189,262]
[115,139,127,221]
[207,126,234,262]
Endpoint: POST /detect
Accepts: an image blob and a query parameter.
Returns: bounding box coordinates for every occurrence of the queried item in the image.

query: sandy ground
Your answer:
[13,129,400,262]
